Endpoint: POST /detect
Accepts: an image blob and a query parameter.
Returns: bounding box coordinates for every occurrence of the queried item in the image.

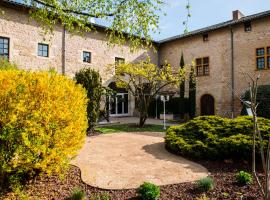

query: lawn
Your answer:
[95,123,166,133]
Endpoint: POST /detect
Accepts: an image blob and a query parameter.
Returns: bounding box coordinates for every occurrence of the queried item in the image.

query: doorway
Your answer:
[201,94,215,115]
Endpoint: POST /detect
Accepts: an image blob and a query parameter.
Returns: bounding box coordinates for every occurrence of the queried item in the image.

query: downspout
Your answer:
[62,26,66,75]
[230,26,235,118]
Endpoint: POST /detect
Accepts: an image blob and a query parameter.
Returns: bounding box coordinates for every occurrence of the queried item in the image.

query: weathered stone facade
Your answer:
[1,1,270,118]
[159,14,270,117]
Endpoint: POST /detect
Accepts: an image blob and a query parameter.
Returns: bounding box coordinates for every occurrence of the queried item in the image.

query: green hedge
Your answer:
[165,116,270,160]
[241,85,270,119]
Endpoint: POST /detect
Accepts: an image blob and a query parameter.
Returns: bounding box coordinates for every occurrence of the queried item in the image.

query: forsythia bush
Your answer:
[165,116,270,160]
[0,70,88,181]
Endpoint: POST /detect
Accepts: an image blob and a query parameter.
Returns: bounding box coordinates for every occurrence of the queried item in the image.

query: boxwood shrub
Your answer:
[165,116,270,160]
[0,70,88,184]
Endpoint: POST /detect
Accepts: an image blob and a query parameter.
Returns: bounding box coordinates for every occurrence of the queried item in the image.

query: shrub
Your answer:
[241,85,270,119]
[137,182,160,200]
[0,70,88,184]
[196,177,214,192]
[0,58,18,70]
[89,192,110,200]
[165,116,270,160]
[75,68,103,131]
[236,171,253,185]
[68,188,88,200]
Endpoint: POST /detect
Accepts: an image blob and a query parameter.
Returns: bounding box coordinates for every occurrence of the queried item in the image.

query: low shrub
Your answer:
[68,188,88,200]
[0,70,88,185]
[196,177,214,192]
[137,182,160,200]
[89,192,110,200]
[236,171,253,185]
[165,116,270,160]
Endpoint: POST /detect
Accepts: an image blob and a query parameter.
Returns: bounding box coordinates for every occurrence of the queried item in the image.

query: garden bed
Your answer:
[0,161,263,200]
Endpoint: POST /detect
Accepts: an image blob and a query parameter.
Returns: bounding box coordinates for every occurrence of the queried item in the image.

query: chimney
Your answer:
[232,10,245,20]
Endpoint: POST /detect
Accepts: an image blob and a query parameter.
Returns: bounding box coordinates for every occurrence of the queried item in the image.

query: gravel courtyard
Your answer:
[71,132,208,189]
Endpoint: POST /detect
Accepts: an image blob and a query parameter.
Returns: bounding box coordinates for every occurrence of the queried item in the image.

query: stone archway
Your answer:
[201,94,215,115]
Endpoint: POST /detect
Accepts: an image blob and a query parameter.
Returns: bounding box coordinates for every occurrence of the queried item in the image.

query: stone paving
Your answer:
[72,132,208,189]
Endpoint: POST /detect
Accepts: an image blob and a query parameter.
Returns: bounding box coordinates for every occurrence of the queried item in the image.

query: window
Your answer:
[115,57,125,66]
[203,34,209,42]
[83,51,91,63]
[244,21,252,32]
[256,47,270,70]
[0,37,9,59]
[38,43,49,57]
[196,57,209,76]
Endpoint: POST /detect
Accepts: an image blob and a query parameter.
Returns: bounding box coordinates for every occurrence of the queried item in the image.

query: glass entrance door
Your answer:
[110,93,129,116]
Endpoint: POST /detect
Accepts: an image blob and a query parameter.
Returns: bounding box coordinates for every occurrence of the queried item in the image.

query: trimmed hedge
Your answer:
[165,116,270,160]
[0,70,88,183]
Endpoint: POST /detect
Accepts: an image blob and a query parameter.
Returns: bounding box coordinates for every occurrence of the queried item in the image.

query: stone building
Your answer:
[1,0,270,117]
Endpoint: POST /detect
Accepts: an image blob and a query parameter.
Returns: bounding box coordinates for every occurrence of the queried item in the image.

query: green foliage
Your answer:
[241,85,270,119]
[165,116,270,160]
[89,192,110,200]
[75,68,103,130]
[0,58,18,70]
[179,52,185,99]
[0,70,88,185]
[68,188,88,200]
[26,0,164,49]
[137,182,160,200]
[189,65,196,118]
[236,171,253,185]
[196,177,214,192]
[115,60,184,127]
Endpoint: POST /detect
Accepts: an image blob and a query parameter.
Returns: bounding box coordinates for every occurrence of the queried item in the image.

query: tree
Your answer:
[24,0,164,48]
[179,52,185,98]
[189,64,196,118]
[114,60,184,127]
[75,68,103,131]
[240,74,270,200]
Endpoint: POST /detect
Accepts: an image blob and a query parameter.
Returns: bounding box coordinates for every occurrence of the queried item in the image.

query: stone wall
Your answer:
[159,16,270,117]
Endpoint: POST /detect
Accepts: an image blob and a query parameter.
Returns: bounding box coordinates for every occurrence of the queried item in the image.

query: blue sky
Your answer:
[155,0,270,40]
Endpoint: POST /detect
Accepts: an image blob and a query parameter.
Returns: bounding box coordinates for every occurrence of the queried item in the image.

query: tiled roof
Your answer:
[159,10,270,43]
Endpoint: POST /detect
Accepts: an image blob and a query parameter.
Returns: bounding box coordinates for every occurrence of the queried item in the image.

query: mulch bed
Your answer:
[0,160,263,200]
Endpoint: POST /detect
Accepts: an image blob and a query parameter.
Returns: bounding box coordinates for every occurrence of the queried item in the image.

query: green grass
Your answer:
[95,124,166,134]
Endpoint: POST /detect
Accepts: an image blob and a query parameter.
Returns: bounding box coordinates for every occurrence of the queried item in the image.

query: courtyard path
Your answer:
[71,132,208,189]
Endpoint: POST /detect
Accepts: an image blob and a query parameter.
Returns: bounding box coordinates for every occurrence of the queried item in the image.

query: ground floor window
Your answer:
[0,36,9,59]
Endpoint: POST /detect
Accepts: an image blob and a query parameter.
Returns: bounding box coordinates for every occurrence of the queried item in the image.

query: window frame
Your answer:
[244,21,252,32]
[196,56,210,76]
[83,51,91,63]
[202,33,209,42]
[0,36,10,59]
[256,47,269,70]
[38,43,49,57]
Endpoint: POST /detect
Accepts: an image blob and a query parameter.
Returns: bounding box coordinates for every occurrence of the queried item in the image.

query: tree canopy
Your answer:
[114,60,185,126]
[25,0,164,49]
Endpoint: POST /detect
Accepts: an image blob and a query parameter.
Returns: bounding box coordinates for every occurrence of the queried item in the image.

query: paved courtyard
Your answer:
[72,132,208,189]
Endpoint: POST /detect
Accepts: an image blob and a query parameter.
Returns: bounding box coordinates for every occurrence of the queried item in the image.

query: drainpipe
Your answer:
[230,26,235,118]
[62,26,66,75]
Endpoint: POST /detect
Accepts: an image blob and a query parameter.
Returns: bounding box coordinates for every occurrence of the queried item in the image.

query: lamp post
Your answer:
[160,95,170,130]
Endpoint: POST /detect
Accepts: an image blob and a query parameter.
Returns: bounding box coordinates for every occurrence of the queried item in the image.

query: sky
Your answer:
[155,0,270,40]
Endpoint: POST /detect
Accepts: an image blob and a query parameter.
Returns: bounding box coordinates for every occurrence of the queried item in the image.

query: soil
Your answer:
[0,161,263,200]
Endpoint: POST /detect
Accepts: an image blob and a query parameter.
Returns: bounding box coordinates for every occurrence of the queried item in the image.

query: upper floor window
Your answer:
[115,57,125,66]
[83,51,91,63]
[38,43,49,57]
[244,21,252,32]
[256,47,270,70]
[196,57,209,76]
[0,36,9,59]
[203,34,209,42]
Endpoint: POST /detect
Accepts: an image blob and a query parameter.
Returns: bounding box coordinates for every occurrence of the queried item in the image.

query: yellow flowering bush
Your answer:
[0,70,88,181]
